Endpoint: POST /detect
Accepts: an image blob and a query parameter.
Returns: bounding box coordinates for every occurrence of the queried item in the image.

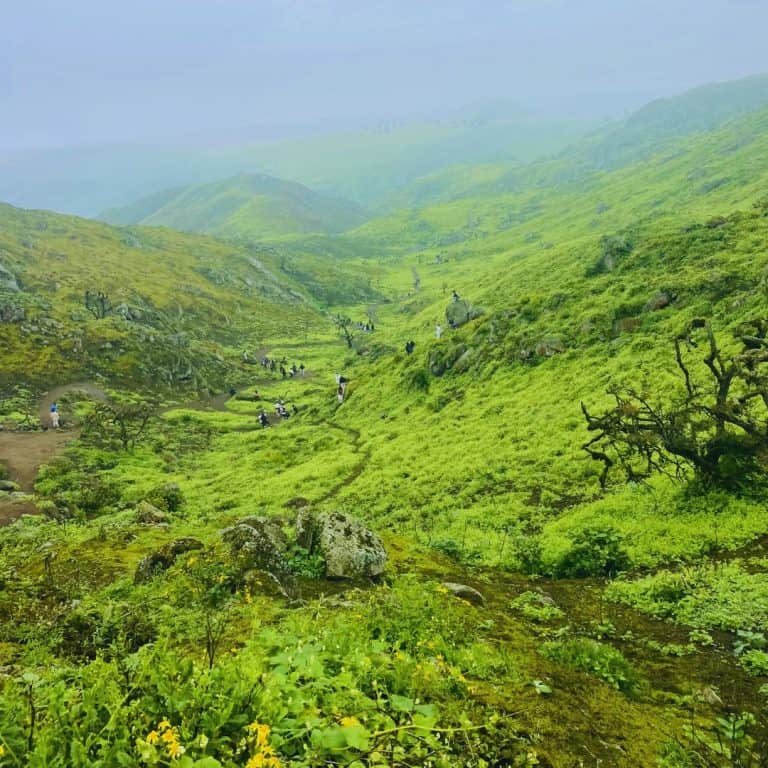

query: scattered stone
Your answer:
[442,582,485,606]
[134,500,168,525]
[133,538,204,584]
[0,480,20,492]
[643,291,674,312]
[297,510,387,580]
[221,517,289,574]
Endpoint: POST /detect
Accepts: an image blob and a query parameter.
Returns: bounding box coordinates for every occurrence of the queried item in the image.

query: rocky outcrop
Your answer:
[296,510,386,580]
[133,538,203,584]
[221,516,288,574]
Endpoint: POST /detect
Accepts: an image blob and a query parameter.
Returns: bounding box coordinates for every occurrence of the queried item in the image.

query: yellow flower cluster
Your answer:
[245,721,280,768]
[147,719,186,760]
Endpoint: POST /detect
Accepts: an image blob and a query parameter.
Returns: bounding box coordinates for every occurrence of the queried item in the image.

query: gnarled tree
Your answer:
[84,290,112,319]
[582,319,768,490]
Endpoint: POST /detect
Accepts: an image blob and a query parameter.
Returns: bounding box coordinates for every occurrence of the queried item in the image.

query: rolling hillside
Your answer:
[387,73,768,209]
[0,203,323,390]
[99,173,369,239]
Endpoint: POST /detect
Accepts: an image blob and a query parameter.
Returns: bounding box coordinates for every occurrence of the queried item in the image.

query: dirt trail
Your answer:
[0,371,317,524]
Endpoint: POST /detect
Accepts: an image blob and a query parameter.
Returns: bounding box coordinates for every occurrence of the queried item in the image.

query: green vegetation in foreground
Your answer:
[3,79,768,766]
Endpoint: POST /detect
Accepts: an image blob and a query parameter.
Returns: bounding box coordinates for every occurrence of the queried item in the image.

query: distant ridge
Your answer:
[100,173,370,239]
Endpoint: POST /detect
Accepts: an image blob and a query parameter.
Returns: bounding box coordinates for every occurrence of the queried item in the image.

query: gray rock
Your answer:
[299,511,386,580]
[221,517,288,574]
[133,537,204,584]
[0,480,20,492]
[134,500,167,524]
[643,291,674,312]
[442,582,485,606]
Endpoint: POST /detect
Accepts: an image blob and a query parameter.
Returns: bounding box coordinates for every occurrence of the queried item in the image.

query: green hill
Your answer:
[99,173,369,239]
[0,203,323,390]
[2,87,768,766]
[388,73,768,209]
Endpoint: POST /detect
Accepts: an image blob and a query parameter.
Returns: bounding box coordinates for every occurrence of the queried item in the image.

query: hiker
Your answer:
[228,386,236,398]
[337,375,348,403]
[299,363,305,377]
[270,360,276,372]
[436,323,443,339]
[50,402,60,429]
[274,400,283,416]
[452,290,460,303]
[292,404,299,416]
[405,340,415,355]
[280,365,287,379]
[252,390,261,401]
[259,410,269,428]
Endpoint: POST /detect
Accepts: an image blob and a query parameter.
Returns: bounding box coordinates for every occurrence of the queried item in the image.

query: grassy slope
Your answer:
[3,95,768,766]
[100,173,369,239]
[387,73,768,209]
[0,204,324,389]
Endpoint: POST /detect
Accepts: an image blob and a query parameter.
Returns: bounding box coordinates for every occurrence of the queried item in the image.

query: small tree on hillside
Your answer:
[581,319,768,490]
[82,398,159,451]
[332,314,355,349]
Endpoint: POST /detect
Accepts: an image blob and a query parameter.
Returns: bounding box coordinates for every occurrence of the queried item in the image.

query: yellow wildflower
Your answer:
[146,730,160,745]
[246,722,271,748]
[161,730,176,744]
[340,715,361,727]
[0,744,5,756]
[166,741,186,760]
[158,719,172,731]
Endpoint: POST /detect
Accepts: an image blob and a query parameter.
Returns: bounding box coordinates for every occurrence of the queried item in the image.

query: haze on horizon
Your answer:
[2,0,768,154]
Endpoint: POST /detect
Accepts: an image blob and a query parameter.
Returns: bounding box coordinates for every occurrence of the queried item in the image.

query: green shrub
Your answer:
[541,638,641,694]
[554,525,631,578]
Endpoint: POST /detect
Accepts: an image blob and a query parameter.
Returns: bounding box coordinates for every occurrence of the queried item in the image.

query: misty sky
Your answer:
[2,0,767,151]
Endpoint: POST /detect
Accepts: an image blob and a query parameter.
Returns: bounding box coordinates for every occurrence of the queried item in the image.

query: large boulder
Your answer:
[445,299,484,329]
[133,537,203,584]
[221,517,288,574]
[297,510,387,580]
[0,480,20,492]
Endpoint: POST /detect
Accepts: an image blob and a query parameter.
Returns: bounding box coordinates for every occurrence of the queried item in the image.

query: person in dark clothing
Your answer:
[452,290,460,302]
[299,363,305,377]
[259,411,269,428]
[280,366,287,379]
[405,340,415,355]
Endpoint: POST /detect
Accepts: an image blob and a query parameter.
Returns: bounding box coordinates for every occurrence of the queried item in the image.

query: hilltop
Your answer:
[99,173,369,239]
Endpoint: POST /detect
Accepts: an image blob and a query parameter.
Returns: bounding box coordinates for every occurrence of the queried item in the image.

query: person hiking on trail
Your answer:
[259,410,269,428]
[280,365,287,379]
[252,390,261,401]
[270,360,276,372]
[405,340,415,355]
[228,386,236,397]
[292,403,299,416]
[452,290,460,303]
[299,363,305,377]
[50,402,60,429]
[436,323,443,339]
[337,375,348,403]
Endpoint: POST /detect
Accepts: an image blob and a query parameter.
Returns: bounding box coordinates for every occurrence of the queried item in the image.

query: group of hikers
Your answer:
[260,356,305,380]
[353,320,375,332]
[258,399,298,427]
